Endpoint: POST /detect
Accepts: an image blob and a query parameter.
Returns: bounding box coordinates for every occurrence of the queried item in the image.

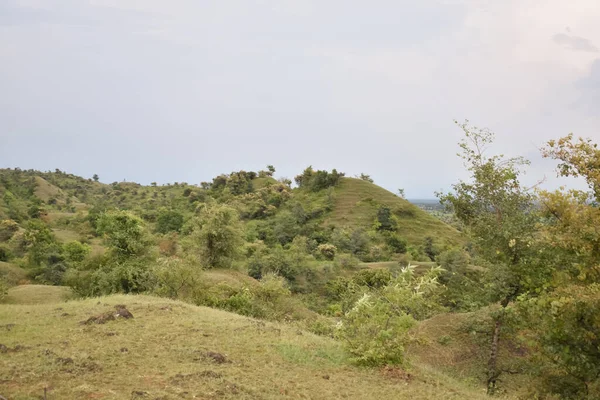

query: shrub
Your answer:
[336,265,444,366]
[294,167,345,192]
[385,233,407,254]
[336,293,416,366]
[192,205,244,269]
[375,206,397,231]
[0,219,19,241]
[317,244,337,260]
[156,209,185,234]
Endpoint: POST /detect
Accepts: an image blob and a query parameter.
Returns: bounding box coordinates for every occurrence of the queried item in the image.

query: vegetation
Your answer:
[2,126,600,399]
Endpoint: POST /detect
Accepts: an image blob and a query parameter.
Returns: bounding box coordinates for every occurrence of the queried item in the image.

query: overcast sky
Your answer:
[1,0,599,198]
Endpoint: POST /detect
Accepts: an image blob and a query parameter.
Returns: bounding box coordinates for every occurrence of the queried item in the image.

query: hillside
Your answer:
[0,292,493,400]
[326,178,463,246]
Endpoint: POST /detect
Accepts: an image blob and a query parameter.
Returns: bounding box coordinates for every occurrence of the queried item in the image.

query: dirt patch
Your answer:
[0,344,27,353]
[380,366,413,382]
[80,305,134,325]
[204,351,229,364]
[170,370,223,385]
[56,357,74,365]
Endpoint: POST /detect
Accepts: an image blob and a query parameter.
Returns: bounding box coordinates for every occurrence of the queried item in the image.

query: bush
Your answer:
[294,167,345,192]
[156,209,185,234]
[0,244,11,262]
[0,219,19,241]
[336,266,443,366]
[317,244,337,260]
[385,233,407,254]
[192,205,244,269]
[336,293,416,366]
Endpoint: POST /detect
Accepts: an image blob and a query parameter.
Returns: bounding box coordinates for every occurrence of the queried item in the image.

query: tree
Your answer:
[375,206,397,231]
[93,174,99,182]
[438,121,551,394]
[192,205,244,268]
[359,173,373,183]
[397,189,406,199]
[156,209,185,234]
[266,165,276,176]
[97,211,150,259]
[516,135,600,398]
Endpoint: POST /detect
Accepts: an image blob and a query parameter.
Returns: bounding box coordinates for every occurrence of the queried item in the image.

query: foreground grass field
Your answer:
[0,291,498,400]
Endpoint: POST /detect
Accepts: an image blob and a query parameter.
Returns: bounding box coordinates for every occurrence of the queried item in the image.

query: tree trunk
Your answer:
[487,317,502,395]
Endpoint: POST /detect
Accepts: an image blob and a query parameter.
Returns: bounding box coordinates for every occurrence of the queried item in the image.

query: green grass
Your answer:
[1,285,72,305]
[326,178,464,247]
[0,293,499,399]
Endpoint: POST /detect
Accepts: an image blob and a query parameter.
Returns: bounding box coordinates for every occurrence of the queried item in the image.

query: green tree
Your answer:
[92,174,99,182]
[156,209,185,234]
[375,206,397,231]
[97,211,150,259]
[438,121,551,394]
[193,205,244,268]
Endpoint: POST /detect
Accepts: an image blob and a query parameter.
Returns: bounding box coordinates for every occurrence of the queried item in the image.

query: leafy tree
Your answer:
[97,211,150,259]
[93,174,99,182]
[359,173,373,183]
[438,121,551,394]
[156,209,185,234]
[295,166,345,191]
[375,206,397,231]
[515,135,600,398]
[63,241,91,266]
[192,205,244,268]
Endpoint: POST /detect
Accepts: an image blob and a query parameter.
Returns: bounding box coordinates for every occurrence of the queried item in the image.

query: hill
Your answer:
[326,178,463,246]
[0,292,493,399]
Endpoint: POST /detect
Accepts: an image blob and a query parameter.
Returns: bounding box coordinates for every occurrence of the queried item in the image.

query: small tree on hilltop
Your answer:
[93,174,99,182]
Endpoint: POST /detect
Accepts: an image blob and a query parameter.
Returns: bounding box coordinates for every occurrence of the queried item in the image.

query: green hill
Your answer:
[0,293,493,399]
[326,178,463,246]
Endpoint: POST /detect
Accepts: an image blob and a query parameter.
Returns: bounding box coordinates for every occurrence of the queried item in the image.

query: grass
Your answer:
[52,228,82,243]
[409,311,532,395]
[0,293,499,399]
[327,178,464,247]
[33,176,64,203]
[1,285,72,305]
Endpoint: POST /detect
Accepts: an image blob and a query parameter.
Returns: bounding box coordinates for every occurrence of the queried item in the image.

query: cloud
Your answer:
[553,32,598,52]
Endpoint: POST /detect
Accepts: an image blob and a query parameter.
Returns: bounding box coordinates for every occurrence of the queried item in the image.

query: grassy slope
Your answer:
[1,285,72,305]
[327,178,463,246]
[0,292,496,400]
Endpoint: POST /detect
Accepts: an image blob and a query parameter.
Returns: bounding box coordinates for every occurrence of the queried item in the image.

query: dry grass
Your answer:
[52,228,82,243]
[0,293,498,399]
[33,176,64,203]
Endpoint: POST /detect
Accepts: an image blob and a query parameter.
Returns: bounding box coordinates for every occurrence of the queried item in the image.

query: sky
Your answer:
[1,0,599,198]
